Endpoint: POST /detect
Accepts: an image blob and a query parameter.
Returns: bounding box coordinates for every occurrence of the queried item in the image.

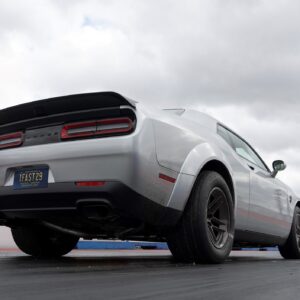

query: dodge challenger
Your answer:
[0,92,298,264]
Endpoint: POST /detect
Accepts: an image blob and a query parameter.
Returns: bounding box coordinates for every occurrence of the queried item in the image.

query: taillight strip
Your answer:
[96,118,133,135]
[0,132,23,149]
[61,117,133,140]
[61,121,97,139]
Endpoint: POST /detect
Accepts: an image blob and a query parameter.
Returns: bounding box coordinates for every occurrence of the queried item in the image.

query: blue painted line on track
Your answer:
[241,247,278,251]
[76,241,169,250]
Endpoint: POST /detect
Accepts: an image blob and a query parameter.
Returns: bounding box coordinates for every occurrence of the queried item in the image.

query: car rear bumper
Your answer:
[0,181,181,227]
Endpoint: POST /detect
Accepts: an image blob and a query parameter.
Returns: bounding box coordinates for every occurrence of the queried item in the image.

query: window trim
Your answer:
[217,124,271,173]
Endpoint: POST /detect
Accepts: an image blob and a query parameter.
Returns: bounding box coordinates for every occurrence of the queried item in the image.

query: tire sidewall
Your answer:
[290,206,300,257]
[192,171,235,263]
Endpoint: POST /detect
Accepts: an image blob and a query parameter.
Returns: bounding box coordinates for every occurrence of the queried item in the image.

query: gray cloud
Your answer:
[0,0,300,193]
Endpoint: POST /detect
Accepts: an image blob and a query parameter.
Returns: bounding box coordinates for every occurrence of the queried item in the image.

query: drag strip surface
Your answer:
[0,250,299,300]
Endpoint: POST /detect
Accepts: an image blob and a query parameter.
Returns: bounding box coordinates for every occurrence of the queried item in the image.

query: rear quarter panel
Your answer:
[151,111,250,230]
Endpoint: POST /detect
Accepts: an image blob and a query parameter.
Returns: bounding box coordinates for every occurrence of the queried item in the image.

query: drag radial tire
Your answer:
[279,206,300,259]
[167,171,235,264]
[11,226,79,258]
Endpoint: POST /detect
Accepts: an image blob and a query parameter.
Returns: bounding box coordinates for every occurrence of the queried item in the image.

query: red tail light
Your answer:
[0,132,23,149]
[61,117,133,140]
[61,121,97,140]
[96,118,133,135]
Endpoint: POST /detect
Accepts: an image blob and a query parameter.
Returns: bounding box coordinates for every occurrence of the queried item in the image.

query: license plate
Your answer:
[13,167,49,190]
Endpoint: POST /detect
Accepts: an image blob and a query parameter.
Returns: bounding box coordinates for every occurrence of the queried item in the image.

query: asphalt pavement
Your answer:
[0,249,299,300]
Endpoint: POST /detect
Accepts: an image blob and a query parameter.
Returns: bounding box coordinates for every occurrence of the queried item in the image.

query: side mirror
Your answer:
[271,160,286,178]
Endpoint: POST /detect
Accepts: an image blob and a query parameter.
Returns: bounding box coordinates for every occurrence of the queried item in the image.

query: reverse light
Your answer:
[61,117,133,140]
[0,132,23,150]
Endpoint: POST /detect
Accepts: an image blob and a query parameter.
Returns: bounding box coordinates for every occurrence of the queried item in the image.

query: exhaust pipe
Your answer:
[41,221,95,238]
[76,199,114,221]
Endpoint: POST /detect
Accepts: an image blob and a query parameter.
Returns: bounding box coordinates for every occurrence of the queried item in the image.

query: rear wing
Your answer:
[0,92,136,135]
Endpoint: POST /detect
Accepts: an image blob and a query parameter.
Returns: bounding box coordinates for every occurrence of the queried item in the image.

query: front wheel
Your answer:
[279,206,300,259]
[12,226,79,258]
[167,171,235,264]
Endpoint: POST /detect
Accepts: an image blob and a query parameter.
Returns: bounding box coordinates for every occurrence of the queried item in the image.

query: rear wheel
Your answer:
[167,171,234,264]
[279,206,300,259]
[11,226,79,258]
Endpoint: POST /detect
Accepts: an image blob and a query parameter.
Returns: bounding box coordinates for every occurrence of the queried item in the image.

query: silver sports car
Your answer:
[0,92,298,264]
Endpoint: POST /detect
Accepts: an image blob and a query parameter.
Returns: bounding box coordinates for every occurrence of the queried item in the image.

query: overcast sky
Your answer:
[0,0,300,197]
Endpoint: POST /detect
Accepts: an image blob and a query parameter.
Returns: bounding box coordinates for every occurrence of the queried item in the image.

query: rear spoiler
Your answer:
[0,92,136,134]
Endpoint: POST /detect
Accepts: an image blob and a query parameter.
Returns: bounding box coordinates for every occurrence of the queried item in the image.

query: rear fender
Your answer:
[166,143,234,213]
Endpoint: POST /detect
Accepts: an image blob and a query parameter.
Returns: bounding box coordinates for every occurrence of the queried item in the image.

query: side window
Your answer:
[227,130,268,171]
[218,124,268,172]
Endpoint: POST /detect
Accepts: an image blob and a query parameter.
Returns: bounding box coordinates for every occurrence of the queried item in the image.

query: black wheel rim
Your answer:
[296,212,300,248]
[207,187,230,249]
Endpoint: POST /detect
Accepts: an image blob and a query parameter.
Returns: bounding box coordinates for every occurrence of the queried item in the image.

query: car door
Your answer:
[227,131,290,238]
